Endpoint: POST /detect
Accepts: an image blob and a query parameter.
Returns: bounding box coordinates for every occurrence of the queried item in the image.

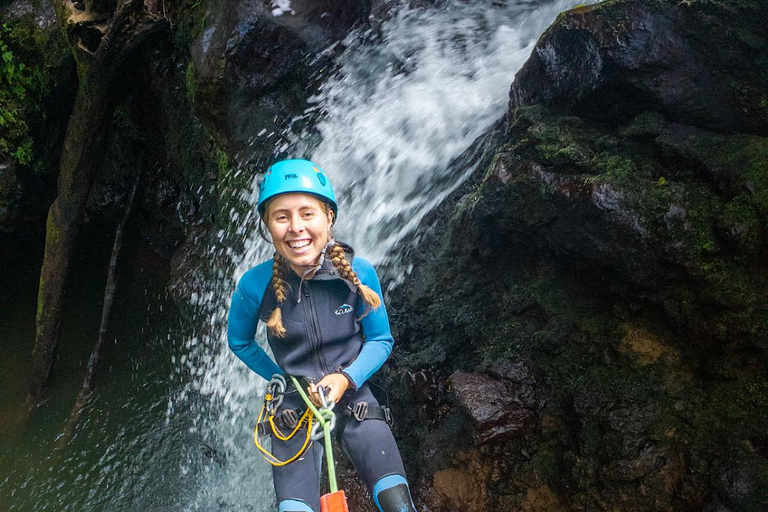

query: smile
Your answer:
[288,239,312,249]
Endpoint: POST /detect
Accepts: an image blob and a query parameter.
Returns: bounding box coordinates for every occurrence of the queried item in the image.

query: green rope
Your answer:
[290,376,338,492]
[323,414,337,493]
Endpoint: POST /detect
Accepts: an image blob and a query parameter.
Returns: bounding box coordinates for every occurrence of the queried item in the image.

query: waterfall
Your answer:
[178,1,584,510]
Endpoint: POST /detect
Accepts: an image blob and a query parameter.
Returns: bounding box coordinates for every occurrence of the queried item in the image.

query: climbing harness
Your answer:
[252,375,340,473]
[253,374,315,467]
[255,375,400,511]
[253,374,348,511]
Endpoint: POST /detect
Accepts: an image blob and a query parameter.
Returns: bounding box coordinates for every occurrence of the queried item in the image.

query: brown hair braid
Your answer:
[329,243,381,312]
[266,255,289,338]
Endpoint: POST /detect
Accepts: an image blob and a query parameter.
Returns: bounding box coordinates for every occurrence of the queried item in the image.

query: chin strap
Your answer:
[294,238,336,303]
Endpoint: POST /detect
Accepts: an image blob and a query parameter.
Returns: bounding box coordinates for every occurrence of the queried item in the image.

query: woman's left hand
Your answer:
[309,373,349,406]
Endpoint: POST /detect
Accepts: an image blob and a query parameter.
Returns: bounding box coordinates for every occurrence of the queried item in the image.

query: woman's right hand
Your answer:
[308,373,349,406]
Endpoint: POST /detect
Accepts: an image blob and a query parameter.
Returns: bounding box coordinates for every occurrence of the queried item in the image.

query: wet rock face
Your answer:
[511,0,768,134]
[190,0,369,158]
[385,0,768,510]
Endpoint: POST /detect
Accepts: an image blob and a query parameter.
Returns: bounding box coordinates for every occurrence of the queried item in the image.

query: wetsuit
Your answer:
[227,244,416,512]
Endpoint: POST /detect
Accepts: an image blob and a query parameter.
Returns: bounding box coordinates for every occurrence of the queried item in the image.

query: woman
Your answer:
[227,159,417,512]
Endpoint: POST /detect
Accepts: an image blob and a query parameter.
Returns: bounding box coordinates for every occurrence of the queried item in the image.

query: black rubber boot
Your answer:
[373,475,417,512]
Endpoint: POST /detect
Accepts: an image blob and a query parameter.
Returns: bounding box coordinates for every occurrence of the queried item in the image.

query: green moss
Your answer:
[530,445,560,482]
[215,148,229,176]
[620,111,666,137]
[696,260,759,307]
[511,105,767,329]
[713,379,768,425]
[719,196,763,245]
[677,186,721,256]
[592,153,637,179]
[214,148,257,232]
[172,0,210,51]
[681,375,768,449]
[136,51,242,234]
[659,129,768,214]
[515,107,597,169]
[537,143,590,166]
[185,60,197,102]
[0,22,44,164]
[451,146,513,222]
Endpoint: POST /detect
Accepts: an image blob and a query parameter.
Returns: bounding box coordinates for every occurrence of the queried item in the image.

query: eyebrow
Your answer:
[270,204,319,214]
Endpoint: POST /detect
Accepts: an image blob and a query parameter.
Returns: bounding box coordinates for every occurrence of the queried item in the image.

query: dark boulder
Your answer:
[510,0,768,135]
[190,0,370,158]
[450,369,538,445]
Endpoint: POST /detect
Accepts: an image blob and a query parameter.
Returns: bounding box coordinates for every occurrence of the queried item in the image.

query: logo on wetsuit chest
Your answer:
[334,304,353,315]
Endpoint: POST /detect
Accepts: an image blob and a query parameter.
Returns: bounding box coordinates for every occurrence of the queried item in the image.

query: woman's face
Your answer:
[265,193,334,275]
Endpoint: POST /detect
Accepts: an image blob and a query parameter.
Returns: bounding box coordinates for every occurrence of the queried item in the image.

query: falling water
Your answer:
[179,1,585,511]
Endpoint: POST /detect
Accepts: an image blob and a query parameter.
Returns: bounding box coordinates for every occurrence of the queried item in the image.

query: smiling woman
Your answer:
[264,193,335,275]
[227,159,416,512]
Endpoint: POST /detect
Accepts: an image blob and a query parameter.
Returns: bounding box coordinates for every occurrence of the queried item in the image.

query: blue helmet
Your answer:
[257,159,338,219]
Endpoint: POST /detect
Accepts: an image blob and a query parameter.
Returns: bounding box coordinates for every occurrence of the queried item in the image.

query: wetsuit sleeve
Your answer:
[227,262,283,381]
[344,258,395,388]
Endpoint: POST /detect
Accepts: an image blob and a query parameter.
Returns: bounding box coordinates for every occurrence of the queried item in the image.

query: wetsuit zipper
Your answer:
[302,281,331,376]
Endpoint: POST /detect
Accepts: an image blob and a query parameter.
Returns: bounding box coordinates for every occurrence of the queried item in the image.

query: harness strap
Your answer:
[350,402,393,424]
[336,401,394,441]
[256,407,306,436]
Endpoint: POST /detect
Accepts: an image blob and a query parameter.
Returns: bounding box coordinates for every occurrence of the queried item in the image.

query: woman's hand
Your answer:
[308,373,350,406]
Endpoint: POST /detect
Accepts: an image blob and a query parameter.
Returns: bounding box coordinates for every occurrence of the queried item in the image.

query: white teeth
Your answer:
[288,240,311,249]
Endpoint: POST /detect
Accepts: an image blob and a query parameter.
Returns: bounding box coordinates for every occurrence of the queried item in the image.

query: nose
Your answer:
[288,213,304,233]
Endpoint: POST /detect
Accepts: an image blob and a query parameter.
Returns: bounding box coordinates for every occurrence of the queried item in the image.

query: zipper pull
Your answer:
[297,280,309,303]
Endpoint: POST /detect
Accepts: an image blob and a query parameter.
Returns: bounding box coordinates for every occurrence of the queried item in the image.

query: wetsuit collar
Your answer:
[282,240,358,300]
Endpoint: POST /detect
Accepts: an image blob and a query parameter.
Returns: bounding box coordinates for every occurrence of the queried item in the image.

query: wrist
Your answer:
[340,371,357,391]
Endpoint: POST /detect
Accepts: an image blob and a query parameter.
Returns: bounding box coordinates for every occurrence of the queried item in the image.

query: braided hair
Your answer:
[266,255,289,338]
[266,242,381,338]
[328,242,381,311]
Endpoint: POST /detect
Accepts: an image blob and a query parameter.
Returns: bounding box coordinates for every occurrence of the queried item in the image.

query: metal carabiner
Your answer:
[310,386,336,441]
[310,409,336,441]
[266,373,287,414]
[317,386,335,411]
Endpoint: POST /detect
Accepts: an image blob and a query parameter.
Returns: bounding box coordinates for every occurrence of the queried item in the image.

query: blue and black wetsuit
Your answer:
[227,243,416,512]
